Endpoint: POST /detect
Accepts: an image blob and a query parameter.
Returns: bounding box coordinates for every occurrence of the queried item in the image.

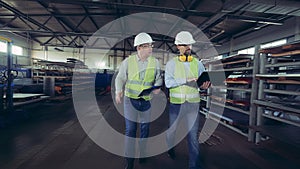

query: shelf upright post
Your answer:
[206,63,212,115]
[6,40,14,113]
[0,37,13,123]
[255,52,267,144]
[249,45,260,142]
[114,50,118,71]
[269,57,277,90]
[83,46,86,65]
[43,77,55,97]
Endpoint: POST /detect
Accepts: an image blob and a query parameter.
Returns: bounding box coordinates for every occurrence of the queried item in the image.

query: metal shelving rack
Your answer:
[202,53,258,140]
[253,41,300,147]
[31,58,81,96]
[31,58,74,84]
[31,58,97,97]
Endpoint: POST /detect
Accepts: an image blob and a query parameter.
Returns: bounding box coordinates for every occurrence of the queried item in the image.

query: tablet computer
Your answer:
[197,71,231,86]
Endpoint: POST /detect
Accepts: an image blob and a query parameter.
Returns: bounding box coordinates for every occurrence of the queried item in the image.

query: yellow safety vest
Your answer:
[169,57,200,104]
[125,55,156,100]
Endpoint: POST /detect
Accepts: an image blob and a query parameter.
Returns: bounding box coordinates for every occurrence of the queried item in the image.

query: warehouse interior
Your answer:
[0,0,300,169]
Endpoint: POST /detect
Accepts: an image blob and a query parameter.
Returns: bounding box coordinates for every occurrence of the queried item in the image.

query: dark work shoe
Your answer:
[167,149,176,160]
[139,158,147,164]
[125,162,134,169]
[125,158,134,169]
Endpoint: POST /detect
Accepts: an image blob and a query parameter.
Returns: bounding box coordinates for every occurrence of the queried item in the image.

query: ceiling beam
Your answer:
[0,28,93,36]
[0,1,66,45]
[42,36,55,45]
[83,6,99,30]
[37,16,53,31]
[68,36,79,46]
[30,0,215,17]
[197,0,250,42]
[159,0,202,47]
[0,13,119,17]
[179,0,187,10]
[0,1,46,30]
[37,0,86,46]
[18,17,35,30]
[0,16,17,28]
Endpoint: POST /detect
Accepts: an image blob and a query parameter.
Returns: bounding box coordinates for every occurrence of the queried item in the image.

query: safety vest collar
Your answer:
[136,54,151,62]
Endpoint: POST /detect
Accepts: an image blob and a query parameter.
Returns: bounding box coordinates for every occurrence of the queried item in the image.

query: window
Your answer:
[12,45,23,55]
[0,42,23,55]
[238,47,255,55]
[0,41,7,53]
[260,39,287,49]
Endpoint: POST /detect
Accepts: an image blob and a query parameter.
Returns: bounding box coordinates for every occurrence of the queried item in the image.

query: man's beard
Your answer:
[184,49,191,56]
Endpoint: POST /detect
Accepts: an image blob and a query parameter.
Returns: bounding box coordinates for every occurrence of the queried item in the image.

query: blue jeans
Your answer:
[124,96,151,158]
[167,102,202,169]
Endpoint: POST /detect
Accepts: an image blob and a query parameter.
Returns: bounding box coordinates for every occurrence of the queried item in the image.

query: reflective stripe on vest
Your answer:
[169,57,200,104]
[170,93,200,99]
[126,80,153,86]
[125,55,156,100]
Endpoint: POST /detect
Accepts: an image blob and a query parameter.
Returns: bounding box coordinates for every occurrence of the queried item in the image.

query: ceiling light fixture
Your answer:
[209,30,225,40]
[241,19,283,25]
[54,47,64,52]
[257,21,283,26]
[228,15,283,26]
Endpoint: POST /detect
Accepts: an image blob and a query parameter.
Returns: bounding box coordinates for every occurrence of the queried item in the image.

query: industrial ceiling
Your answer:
[0,0,300,52]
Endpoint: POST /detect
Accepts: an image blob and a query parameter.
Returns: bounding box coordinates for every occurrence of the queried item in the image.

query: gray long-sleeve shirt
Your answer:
[165,57,205,88]
[115,55,163,94]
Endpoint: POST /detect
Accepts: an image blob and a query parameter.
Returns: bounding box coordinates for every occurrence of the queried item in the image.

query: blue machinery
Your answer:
[95,69,113,90]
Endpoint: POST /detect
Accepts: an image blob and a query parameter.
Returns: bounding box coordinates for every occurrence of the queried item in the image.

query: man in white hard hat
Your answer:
[164,31,210,169]
[115,32,162,169]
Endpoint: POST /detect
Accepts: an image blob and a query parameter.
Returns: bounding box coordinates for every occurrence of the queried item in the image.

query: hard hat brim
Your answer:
[175,40,196,45]
[134,41,155,47]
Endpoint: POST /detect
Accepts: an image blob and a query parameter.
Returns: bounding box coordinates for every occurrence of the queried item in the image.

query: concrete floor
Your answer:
[0,94,299,169]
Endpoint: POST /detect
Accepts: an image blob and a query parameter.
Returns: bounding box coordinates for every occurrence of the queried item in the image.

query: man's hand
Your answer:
[185,78,198,88]
[200,81,211,89]
[115,91,123,104]
[187,78,197,82]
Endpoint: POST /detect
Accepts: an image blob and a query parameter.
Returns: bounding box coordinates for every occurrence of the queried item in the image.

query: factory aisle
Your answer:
[0,94,299,169]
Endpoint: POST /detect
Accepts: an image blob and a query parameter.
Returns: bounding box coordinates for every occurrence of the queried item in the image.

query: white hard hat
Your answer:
[174,31,196,45]
[134,32,154,47]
